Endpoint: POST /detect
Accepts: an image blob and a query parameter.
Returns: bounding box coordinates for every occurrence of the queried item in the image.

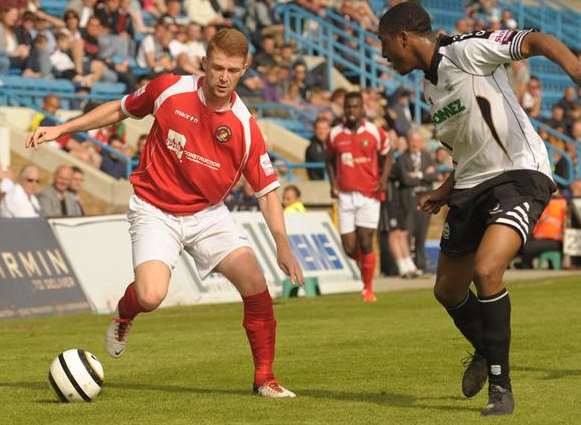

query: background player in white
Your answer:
[378,2,580,416]
[26,29,304,399]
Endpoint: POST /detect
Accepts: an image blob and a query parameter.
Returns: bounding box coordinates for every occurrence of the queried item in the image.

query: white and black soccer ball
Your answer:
[48,349,104,402]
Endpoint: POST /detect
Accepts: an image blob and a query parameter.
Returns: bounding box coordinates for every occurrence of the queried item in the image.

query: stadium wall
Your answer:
[47,212,361,315]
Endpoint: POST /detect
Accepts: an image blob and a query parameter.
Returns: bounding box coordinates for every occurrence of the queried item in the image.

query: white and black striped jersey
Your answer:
[423,29,553,189]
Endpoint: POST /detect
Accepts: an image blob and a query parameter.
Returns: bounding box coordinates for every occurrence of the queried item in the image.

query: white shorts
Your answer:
[337,191,380,235]
[127,194,251,279]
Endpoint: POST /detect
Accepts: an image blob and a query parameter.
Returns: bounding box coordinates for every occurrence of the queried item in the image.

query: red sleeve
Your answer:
[378,127,390,155]
[120,74,181,119]
[243,118,280,197]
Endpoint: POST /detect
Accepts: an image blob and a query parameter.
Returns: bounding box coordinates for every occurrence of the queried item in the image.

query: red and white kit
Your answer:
[121,74,279,276]
[327,121,389,234]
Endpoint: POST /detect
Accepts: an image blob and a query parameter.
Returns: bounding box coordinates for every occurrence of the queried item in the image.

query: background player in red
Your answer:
[26,29,304,398]
[326,91,391,303]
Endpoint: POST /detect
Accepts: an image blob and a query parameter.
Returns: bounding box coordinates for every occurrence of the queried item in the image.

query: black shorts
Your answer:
[385,199,406,230]
[440,170,556,257]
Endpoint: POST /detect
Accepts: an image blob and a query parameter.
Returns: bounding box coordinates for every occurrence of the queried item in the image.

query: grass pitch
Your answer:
[1,276,580,425]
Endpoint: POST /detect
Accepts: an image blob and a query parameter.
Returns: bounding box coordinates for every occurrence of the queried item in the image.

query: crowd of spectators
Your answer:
[0,163,86,218]
[1,1,580,269]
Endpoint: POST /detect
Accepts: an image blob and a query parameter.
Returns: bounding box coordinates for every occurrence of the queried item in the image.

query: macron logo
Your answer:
[175,109,199,123]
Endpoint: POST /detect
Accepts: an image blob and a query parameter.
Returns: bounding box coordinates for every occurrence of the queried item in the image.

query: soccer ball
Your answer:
[48,349,104,402]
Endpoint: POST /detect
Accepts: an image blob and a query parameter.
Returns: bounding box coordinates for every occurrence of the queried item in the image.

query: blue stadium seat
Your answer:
[90,82,127,96]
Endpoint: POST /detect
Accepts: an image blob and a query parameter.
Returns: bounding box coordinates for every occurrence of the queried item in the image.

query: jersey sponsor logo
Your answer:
[493,30,516,45]
[183,151,221,170]
[174,109,199,123]
[215,125,232,144]
[341,152,354,167]
[432,99,466,125]
[166,129,187,161]
[260,153,274,176]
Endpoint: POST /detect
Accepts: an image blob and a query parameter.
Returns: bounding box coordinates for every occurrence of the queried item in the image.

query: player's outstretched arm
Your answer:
[258,190,305,286]
[25,100,128,149]
[521,33,581,85]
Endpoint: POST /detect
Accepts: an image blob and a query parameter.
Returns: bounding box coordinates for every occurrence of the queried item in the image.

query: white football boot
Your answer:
[106,315,133,358]
[254,382,297,398]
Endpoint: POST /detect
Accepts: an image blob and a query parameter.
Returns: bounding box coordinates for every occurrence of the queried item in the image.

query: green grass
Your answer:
[1,276,580,425]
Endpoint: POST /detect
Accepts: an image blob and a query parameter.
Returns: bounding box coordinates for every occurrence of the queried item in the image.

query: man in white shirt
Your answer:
[379,2,580,416]
[0,165,43,218]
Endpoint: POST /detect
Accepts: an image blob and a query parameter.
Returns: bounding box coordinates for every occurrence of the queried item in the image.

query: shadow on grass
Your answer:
[513,366,581,380]
[0,381,480,413]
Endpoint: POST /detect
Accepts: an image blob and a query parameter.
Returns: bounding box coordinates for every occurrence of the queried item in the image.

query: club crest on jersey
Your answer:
[215,125,232,144]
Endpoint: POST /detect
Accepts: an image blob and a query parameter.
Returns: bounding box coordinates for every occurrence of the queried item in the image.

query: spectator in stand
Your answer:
[555,142,578,192]
[0,166,15,197]
[201,24,217,49]
[500,9,517,30]
[15,10,34,48]
[544,104,568,130]
[557,87,579,128]
[453,17,474,35]
[30,13,56,54]
[137,20,173,72]
[185,22,205,70]
[161,0,188,25]
[0,165,43,218]
[29,94,60,132]
[67,0,97,28]
[69,166,86,215]
[100,134,129,179]
[392,130,438,273]
[571,119,581,143]
[132,133,147,166]
[184,0,228,26]
[253,34,277,74]
[38,165,84,217]
[237,59,265,103]
[516,195,567,269]
[261,64,283,103]
[520,75,542,118]
[305,117,330,181]
[330,88,346,122]
[0,7,30,74]
[224,178,259,212]
[277,42,296,68]
[169,24,199,75]
[388,87,413,136]
[23,34,51,77]
[81,16,118,83]
[435,147,452,182]
[282,185,306,213]
[280,82,303,108]
[245,0,280,42]
[290,62,311,100]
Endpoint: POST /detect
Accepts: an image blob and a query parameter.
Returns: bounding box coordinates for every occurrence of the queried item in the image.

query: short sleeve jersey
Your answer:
[327,121,389,199]
[423,29,553,189]
[121,74,279,215]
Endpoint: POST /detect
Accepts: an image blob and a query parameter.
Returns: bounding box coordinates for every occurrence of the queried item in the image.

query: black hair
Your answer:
[71,166,84,174]
[379,2,432,35]
[345,91,363,103]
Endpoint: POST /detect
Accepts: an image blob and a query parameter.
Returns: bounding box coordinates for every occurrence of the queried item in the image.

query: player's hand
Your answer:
[418,189,447,215]
[376,178,388,193]
[277,245,304,286]
[26,126,63,150]
[330,184,339,199]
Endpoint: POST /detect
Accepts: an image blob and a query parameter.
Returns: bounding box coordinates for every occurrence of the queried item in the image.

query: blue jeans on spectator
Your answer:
[0,53,9,75]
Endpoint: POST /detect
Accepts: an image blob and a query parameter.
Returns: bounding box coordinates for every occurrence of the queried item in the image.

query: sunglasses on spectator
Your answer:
[26,178,39,183]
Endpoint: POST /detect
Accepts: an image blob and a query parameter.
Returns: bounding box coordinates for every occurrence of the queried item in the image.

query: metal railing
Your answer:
[11,95,133,178]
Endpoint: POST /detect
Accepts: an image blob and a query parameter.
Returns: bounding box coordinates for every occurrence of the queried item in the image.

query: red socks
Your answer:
[360,252,376,292]
[242,289,276,386]
[117,282,147,320]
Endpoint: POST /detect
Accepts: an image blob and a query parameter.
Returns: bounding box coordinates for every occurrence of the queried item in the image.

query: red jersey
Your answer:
[327,121,389,199]
[121,74,279,215]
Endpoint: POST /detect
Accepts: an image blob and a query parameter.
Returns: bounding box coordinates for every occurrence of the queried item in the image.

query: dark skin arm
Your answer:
[521,32,581,85]
[325,151,339,198]
[377,153,393,192]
